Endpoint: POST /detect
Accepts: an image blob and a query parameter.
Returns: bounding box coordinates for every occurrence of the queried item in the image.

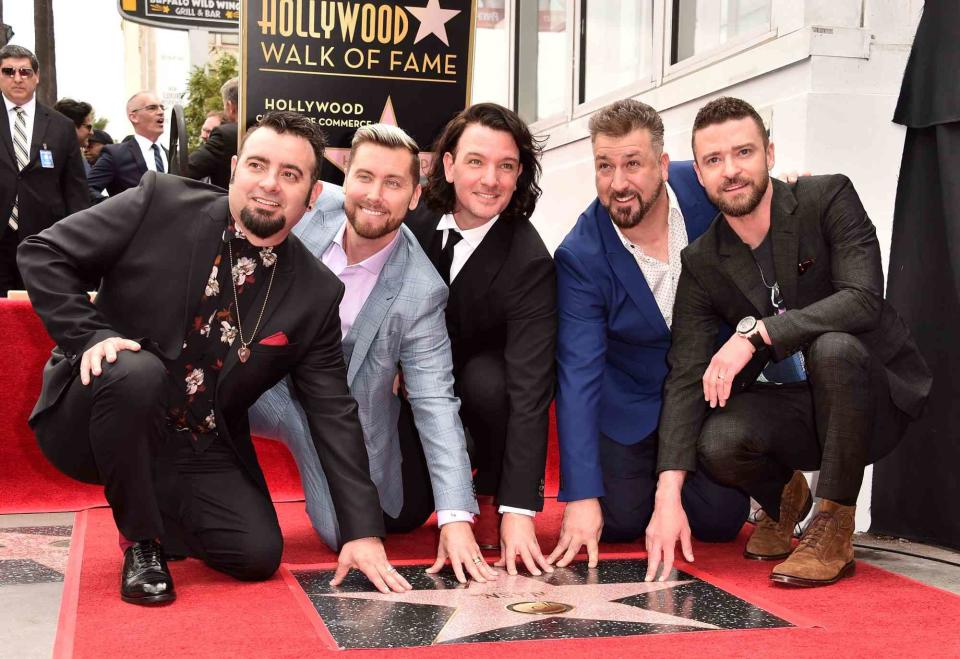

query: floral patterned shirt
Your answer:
[165,221,283,452]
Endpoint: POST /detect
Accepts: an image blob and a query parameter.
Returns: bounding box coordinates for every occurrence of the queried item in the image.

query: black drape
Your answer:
[871,0,960,549]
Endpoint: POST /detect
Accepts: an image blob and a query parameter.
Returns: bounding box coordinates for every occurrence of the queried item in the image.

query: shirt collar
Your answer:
[437,212,500,249]
[611,181,684,251]
[4,94,36,116]
[332,219,400,275]
[133,132,159,151]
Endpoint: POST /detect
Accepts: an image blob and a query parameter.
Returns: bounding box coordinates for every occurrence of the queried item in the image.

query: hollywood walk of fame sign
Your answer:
[289,558,792,648]
[240,0,476,184]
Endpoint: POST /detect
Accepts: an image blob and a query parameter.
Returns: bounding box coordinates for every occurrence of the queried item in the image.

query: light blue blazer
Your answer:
[250,185,477,549]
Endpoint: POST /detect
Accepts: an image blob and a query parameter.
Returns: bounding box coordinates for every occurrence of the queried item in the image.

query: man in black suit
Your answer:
[88,90,168,201]
[406,103,556,577]
[0,44,88,296]
[646,97,931,587]
[18,111,412,606]
[187,77,238,189]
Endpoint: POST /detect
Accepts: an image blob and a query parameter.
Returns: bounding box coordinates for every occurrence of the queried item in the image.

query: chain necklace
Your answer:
[228,239,278,364]
[753,256,781,309]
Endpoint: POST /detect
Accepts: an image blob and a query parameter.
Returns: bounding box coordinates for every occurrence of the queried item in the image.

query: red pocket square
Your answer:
[259,331,289,346]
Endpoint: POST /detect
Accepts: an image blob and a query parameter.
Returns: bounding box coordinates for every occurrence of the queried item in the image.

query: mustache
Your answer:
[722,176,752,189]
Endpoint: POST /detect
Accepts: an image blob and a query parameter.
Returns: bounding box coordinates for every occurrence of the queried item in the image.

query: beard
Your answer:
[239,206,286,239]
[605,180,664,230]
[711,174,769,217]
[344,200,402,240]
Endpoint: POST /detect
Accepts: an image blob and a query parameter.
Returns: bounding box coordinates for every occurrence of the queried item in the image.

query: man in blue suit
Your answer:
[547,99,749,568]
[250,124,497,584]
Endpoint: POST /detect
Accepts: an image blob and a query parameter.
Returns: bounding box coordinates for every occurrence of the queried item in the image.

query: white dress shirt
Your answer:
[4,95,36,159]
[435,213,536,519]
[133,133,169,173]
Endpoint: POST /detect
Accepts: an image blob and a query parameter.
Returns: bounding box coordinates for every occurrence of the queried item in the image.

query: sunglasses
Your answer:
[130,104,165,113]
[1,67,35,79]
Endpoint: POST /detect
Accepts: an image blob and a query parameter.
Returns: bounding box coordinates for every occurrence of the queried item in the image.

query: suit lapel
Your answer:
[597,207,669,335]
[450,214,511,302]
[346,238,406,385]
[717,218,770,317]
[770,180,800,308]
[24,105,50,173]
[0,107,14,163]
[128,139,148,174]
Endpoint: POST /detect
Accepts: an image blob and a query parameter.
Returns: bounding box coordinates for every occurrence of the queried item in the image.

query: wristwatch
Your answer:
[736,316,767,350]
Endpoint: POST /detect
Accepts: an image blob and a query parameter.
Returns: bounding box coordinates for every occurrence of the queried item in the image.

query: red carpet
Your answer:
[58,500,960,658]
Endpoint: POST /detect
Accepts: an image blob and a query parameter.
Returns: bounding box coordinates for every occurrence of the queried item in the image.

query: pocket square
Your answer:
[798,258,815,274]
[259,331,289,346]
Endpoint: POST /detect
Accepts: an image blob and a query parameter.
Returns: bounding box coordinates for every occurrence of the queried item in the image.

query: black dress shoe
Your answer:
[121,540,176,605]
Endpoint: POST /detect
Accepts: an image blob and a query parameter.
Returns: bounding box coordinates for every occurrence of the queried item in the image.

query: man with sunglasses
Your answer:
[88,91,168,202]
[0,44,88,296]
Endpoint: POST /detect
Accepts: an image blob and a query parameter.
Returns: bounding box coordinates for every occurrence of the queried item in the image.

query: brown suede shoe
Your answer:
[744,471,812,560]
[770,499,856,587]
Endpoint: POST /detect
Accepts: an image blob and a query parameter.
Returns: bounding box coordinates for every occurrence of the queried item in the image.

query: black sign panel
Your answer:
[117,0,240,32]
[241,0,476,184]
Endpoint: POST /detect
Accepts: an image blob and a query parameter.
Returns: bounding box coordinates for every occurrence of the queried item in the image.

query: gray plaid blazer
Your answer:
[250,185,476,549]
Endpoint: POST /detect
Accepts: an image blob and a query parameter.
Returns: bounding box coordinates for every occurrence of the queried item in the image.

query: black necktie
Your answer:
[438,229,463,284]
[151,143,165,173]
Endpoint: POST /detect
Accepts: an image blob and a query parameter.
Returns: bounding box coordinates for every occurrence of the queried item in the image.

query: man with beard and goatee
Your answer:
[18,111,414,606]
[250,123,499,585]
[548,99,750,571]
[646,97,930,588]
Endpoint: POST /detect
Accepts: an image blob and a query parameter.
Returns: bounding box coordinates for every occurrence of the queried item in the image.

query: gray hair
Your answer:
[220,77,239,107]
[0,44,39,72]
[588,98,664,154]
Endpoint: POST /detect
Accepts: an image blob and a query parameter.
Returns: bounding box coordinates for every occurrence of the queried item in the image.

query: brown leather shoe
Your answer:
[744,471,812,560]
[770,499,856,587]
[474,495,500,550]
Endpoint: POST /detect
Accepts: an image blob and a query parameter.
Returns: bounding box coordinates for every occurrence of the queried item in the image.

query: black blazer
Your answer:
[0,101,89,240]
[407,205,556,510]
[658,176,932,473]
[17,172,385,544]
[187,122,238,190]
[88,138,168,202]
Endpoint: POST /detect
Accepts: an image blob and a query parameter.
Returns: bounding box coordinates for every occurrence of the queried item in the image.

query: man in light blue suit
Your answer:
[547,100,750,570]
[250,124,498,585]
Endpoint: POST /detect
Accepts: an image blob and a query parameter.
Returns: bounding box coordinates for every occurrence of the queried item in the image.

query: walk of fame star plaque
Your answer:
[286,558,791,648]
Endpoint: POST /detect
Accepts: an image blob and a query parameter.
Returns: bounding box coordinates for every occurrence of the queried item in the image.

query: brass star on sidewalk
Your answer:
[323,570,716,644]
[405,0,462,46]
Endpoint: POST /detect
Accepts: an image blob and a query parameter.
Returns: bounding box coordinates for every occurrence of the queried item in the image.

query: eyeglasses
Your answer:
[1,67,35,79]
[130,104,165,113]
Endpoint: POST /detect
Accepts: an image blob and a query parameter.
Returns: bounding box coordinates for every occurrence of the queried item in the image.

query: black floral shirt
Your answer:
[166,221,283,452]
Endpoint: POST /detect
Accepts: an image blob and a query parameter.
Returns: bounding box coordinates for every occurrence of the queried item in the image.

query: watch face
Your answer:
[737,316,757,335]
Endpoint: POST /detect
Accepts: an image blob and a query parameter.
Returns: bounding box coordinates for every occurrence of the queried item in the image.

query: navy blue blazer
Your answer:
[555,161,718,502]
[87,139,166,203]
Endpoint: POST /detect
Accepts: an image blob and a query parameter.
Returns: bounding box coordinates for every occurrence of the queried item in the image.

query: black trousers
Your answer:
[33,350,282,581]
[598,432,749,543]
[0,226,23,297]
[456,349,508,498]
[698,332,909,518]
[385,395,436,533]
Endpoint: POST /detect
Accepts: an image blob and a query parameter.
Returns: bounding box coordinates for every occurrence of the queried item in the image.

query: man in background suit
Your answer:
[188,77,238,189]
[251,124,497,584]
[0,44,88,295]
[549,99,749,570]
[19,111,412,606]
[647,97,931,587]
[88,90,167,201]
[407,103,556,577]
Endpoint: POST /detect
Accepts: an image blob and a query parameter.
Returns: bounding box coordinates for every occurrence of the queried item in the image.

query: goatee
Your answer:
[239,206,286,239]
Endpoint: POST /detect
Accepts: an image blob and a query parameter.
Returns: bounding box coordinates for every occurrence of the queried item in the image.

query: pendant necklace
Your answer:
[228,240,277,363]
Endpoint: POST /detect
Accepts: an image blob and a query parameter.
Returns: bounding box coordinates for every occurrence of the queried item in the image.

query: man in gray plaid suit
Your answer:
[250,124,498,584]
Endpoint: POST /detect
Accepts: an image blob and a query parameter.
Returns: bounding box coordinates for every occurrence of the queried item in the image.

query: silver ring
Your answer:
[385,565,396,573]
[717,373,725,380]
[472,557,483,565]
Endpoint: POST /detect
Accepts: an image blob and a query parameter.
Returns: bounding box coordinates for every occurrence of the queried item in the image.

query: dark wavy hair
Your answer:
[422,103,543,221]
[53,99,93,128]
[240,111,327,185]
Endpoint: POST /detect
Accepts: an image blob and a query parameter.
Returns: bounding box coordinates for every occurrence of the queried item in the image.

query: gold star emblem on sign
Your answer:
[323,96,435,179]
[406,0,462,46]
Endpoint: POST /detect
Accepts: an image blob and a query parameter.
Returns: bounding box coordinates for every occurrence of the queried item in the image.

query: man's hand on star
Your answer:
[546,497,603,568]
[427,520,498,584]
[332,536,412,594]
[702,329,760,408]
[644,471,693,582]
[495,512,553,576]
